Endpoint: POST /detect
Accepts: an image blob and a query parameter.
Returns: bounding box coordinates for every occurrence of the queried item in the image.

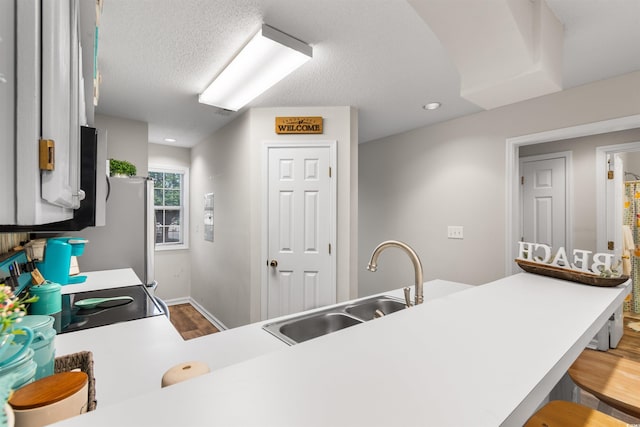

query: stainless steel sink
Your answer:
[345,297,406,320]
[262,295,406,345]
[279,312,363,344]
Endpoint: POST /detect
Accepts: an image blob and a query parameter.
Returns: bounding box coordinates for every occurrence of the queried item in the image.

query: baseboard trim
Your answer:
[186,298,228,331]
[164,297,191,306]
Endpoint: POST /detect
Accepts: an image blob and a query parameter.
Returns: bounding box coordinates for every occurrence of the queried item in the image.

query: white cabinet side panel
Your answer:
[15,0,45,224]
[0,0,16,224]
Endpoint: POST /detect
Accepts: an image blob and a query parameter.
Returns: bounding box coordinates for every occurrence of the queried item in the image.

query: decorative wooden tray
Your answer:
[515,258,629,287]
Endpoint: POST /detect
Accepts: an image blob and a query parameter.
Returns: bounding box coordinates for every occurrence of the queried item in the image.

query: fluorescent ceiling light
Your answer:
[198,25,312,111]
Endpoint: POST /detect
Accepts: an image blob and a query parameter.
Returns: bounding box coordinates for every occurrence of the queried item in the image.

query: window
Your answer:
[149,167,189,250]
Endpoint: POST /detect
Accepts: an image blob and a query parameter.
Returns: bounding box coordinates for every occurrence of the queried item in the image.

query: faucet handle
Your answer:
[403,287,413,308]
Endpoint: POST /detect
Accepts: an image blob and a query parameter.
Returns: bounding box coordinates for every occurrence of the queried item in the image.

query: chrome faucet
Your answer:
[366,240,424,307]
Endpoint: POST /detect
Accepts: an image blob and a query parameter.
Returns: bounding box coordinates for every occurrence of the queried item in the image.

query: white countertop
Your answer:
[61,268,142,294]
[55,270,472,411]
[52,272,630,427]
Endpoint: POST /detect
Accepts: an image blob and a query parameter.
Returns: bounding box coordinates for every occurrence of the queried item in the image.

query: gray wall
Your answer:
[95,114,149,177]
[358,71,640,296]
[190,113,253,328]
[148,143,192,301]
[623,151,640,176]
[519,128,640,253]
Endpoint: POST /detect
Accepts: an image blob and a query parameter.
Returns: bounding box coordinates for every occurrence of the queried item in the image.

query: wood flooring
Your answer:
[609,312,640,363]
[168,303,220,340]
[577,312,640,424]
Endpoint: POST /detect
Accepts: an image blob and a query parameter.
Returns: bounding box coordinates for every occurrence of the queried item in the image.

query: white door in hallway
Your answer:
[520,155,568,250]
[266,144,335,319]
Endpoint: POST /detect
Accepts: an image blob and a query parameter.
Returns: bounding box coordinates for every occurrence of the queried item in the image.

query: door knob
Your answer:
[269,260,278,268]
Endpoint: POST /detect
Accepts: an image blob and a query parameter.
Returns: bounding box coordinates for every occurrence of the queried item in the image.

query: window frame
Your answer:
[149,165,189,251]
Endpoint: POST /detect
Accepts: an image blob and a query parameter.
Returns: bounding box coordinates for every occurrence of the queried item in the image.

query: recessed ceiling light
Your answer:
[164,138,177,143]
[423,102,441,110]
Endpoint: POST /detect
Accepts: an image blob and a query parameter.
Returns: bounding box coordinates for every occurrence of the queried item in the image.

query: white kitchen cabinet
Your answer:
[1,0,95,226]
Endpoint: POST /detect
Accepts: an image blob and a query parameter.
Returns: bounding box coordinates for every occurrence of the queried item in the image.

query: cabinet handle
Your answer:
[269,260,278,268]
[39,139,55,171]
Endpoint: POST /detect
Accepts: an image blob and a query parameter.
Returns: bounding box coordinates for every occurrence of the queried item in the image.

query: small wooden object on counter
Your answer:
[30,269,45,286]
[161,361,210,387]
[525,400,626,427]
[9,372,88,427]
[568,349,640,419]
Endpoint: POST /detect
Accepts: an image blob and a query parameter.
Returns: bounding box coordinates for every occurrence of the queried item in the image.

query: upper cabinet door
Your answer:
[7,0,95,226]
[40,0,82,210]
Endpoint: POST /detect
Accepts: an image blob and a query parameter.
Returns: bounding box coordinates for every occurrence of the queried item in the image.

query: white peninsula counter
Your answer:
[52,273,630,427]
[54,270,471,410]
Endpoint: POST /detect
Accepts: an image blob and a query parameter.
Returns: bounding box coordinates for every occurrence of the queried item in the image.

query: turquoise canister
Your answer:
[0,348,37,390]
[28,281,62,316]
[17,316,56,380]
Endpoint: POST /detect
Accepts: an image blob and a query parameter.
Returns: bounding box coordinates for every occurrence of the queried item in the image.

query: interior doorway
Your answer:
[597,142,640,315]
[505,114,640,275]
[261,141,337,320]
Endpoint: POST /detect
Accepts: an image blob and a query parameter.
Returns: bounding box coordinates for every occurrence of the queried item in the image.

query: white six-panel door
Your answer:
[521,155,567,250]
[266,144,335,319]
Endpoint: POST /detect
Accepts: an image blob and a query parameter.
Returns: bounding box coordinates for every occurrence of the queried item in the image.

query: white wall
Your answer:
[95,114,149,176]
[359,71,640,296]
[190,106,357,328]
[148,143,191,301]
[519,128,640,252]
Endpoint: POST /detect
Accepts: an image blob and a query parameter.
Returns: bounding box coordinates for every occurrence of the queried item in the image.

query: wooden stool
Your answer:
[525,401,627,427]
[568,349,640,419]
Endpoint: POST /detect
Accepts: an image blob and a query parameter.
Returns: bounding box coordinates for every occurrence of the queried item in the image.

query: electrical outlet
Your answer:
[447,226,464,239]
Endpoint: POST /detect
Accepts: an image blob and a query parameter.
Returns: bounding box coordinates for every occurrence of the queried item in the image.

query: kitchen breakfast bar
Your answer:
[52,271,630,426]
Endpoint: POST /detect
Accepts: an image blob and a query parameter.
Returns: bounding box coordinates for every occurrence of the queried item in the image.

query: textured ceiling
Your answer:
[95,0,640,148]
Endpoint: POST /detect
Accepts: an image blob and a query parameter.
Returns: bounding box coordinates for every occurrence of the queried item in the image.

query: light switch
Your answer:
[447,226,464,239]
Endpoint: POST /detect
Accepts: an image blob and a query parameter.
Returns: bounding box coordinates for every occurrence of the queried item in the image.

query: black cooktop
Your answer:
[59,285,164,334]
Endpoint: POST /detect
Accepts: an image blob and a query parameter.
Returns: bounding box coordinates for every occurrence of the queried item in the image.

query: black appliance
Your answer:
[0,126,107,232]
[59,285,164,334]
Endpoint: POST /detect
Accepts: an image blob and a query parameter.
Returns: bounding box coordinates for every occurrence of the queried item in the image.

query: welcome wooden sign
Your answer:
[275,117,323,134]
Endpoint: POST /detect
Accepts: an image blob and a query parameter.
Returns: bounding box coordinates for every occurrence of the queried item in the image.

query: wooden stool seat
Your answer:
[525,401,627,427]
[569,349,640,419]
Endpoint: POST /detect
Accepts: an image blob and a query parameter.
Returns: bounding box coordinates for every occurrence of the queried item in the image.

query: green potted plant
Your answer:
[109,159,137,177]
